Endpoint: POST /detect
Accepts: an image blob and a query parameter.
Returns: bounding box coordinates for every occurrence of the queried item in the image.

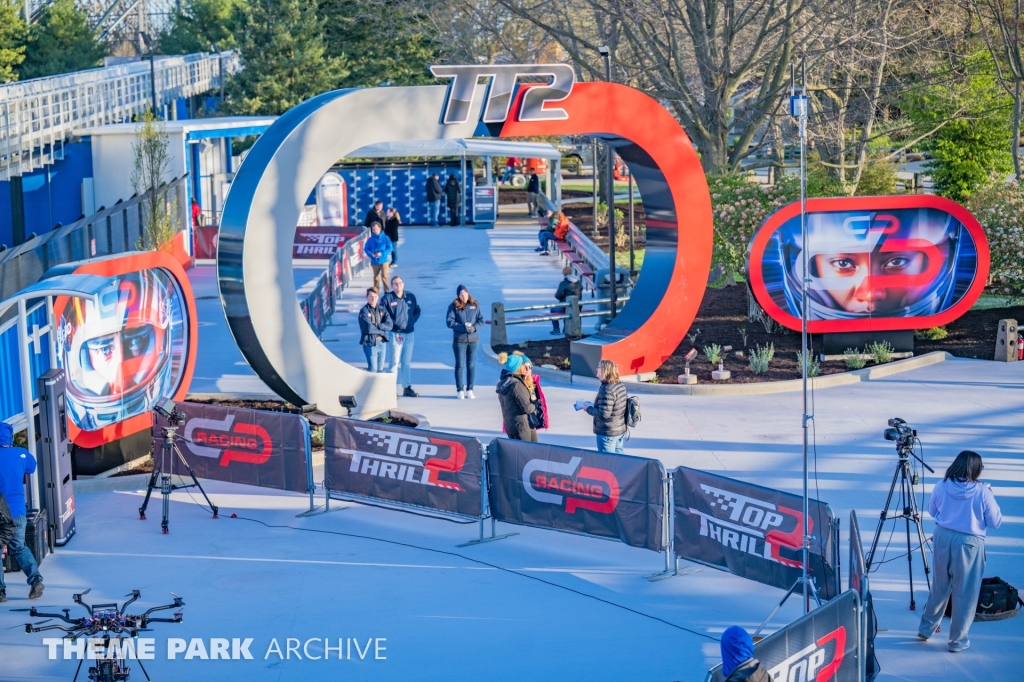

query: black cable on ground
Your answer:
[221,511,720,642]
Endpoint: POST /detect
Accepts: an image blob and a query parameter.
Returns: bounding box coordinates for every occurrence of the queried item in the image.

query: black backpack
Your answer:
[625,396,641,428]
[944,576,1022,621]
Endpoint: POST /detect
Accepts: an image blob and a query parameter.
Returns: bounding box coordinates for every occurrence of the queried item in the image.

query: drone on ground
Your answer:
[16,588,184,682]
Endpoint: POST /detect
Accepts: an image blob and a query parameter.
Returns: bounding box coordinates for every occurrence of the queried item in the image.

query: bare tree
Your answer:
[969,0,1024,179]
[132,110,179,252]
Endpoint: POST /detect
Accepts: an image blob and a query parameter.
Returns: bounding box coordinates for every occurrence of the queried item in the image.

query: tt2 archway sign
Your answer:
[218,64,714,417]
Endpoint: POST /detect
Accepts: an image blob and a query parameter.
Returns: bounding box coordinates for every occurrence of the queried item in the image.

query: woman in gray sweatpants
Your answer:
[918,450,1002,653]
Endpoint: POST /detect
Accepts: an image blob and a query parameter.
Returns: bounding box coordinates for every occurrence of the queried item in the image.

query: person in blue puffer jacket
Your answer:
[446,284,485,399]
[365,222,393,293]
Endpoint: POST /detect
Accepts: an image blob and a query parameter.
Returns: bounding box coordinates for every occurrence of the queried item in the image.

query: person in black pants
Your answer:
[385,208,401,265]
[446,284,484,399]
[364,200,386,230]
[445,174,461,226]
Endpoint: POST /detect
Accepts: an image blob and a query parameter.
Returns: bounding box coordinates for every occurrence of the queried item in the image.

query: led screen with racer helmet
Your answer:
[747,195,990,333]
[52,251,198,447]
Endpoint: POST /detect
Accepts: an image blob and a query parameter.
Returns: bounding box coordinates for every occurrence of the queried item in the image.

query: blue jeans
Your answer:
[596,434,625,454]
[551,306,566,332]
[453,340,477,391]
[501,166,514,183]
[363,341,387,372]
[387,331,415,387]
[427,200,440,226]
[0,515,42,590]
[538,230,554,250]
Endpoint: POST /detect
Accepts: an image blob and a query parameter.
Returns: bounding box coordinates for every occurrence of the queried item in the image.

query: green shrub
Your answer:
[868,341,894,364]
[703,343,722,365]
[914,327,949,341]
[749,343,775,375]
[311,425,325,448]
[844,348,867,370]
[796,351,821,378]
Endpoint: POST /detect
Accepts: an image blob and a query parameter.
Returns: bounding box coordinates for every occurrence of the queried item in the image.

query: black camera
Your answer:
[153,398,186,427]
[883,417,916,453]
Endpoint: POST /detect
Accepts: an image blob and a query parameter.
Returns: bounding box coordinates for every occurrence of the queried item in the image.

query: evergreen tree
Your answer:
[158,0,242,55]
[19,0,105,80]
[226,0,348,115]
[318,0,438,87]
[0,0,26,82]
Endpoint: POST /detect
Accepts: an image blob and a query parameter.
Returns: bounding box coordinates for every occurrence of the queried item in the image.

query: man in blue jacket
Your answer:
[358,287,393,372]
[0,422,44,601]
[380,275,421,397]
[365,222,394,294]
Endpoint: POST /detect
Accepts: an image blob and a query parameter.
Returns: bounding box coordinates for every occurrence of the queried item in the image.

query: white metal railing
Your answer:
[0,50,240,180]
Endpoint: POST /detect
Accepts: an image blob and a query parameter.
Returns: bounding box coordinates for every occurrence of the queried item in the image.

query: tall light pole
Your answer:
[139,32,158,115]
[790,60,811,614]
[598,46,617,319]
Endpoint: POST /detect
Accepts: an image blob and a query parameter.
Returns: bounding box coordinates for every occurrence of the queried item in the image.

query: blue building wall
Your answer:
[333,162,475,226]
[0,303,52,423]
[0,142,93,249]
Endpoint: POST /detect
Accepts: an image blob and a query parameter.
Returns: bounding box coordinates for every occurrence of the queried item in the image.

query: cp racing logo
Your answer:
[523,456,620,514]
[183,415,272,466]
[767,626,846,682]
[692,484,810,568]
[343,427,467,490]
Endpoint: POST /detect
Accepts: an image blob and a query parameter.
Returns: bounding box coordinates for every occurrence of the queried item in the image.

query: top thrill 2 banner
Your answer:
[488,439,665,552]
[709,591,862,682]
[673,467,837,600]
[323,418,483,519]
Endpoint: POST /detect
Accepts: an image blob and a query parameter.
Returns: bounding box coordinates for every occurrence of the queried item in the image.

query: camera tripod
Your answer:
[866,440,933,610]
[139,426,218,533]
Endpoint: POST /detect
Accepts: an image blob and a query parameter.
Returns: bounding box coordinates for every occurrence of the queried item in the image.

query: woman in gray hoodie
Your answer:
[918,450,1002,652]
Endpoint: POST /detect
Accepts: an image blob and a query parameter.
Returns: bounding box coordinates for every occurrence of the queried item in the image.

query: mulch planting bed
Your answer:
[495,285,1018,384]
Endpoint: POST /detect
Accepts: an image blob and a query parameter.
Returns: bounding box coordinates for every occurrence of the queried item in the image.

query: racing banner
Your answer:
[153,402,311,494]
[673,467,837,599]
[323,418,483,519]
[708,590,861,682]
[488,440,664,552]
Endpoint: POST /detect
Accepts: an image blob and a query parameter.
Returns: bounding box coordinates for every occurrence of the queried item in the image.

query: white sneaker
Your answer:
[467,390,476,399]
[457,390,465,399]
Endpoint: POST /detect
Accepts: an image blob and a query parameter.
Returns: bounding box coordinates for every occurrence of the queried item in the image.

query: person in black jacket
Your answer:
[358,288,392,372]
[364,200,386,231]
[0,492,13,602]
[446,284,484,399]
[526,170,541,217]
[579,360,628,453]
[385,208,401,265]
[426,173,443,226]
[495,353,537,441]
[380,276,421,397]
[445,174,461,226]
[551,266,583,335]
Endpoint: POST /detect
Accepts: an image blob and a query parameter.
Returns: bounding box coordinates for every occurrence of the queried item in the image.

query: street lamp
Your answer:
[138,31,158,115]
[597,45,617,319]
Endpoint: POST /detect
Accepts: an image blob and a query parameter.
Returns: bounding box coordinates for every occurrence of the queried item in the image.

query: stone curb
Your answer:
[481,344,951,395]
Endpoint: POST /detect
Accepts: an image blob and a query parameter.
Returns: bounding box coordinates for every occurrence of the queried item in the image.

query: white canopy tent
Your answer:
[348,138,564,221]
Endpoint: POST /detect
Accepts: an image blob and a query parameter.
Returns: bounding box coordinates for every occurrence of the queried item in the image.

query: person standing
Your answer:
[0,423,44,602]
[426,173,443,226]
[918,450,1002,653]
[445,174,462,226]
[365,222,393,293]
[191,198,202,229]
[364,200,386,230]
[446,284,484,399]
[720,627,769,682]
[385,208,401,265]
[551,266,582,335]
[501,156,519,184]
[358,288,392,372]
[578,360,628,453]
[495,353,538,441]
[527,169,541,217]
[381,276,421,397]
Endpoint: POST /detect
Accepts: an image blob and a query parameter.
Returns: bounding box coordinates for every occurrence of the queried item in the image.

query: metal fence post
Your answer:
[833,516,841,598]
[491,301,507,346]
[565,295,581,337]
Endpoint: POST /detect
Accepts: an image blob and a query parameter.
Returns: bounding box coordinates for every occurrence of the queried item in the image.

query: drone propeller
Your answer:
[73,589,91,599]
[9,606,58,612]
[124,590,142,599]
[6,619,51,629]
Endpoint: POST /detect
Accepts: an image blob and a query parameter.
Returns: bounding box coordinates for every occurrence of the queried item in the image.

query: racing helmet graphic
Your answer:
[60,270,180,431]
[768,208,967,320]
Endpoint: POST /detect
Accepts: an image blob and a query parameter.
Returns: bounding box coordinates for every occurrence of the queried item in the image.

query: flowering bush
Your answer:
[708,173,800,281]
[967,179,1024,296]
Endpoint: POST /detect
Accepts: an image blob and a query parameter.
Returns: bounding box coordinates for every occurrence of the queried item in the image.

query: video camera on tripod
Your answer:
[884,417,916,455]
[153,398,186,428]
